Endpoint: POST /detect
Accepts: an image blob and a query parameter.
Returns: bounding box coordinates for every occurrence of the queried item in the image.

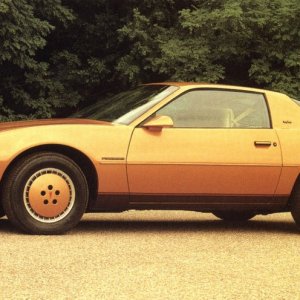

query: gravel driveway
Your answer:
[0,211,299,300]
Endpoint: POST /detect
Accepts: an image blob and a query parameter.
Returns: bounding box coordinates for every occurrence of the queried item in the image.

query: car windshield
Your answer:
[292,98,300,106]
[71,85,178,125]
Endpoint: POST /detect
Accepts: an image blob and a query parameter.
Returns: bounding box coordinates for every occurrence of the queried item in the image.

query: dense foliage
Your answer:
[0,0,300,120]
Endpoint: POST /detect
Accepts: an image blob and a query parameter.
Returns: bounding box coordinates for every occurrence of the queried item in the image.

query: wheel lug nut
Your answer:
[43,199,49,205]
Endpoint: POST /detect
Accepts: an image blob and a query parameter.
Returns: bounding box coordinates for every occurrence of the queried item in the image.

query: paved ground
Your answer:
[0,211,299,300]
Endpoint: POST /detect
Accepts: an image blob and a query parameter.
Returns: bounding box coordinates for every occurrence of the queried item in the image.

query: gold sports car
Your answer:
[0,82,300,234]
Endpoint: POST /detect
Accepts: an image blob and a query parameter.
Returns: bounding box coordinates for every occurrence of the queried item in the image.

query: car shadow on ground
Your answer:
[0,218,19,234]
[73,218,299,235]
[0,216,298,235]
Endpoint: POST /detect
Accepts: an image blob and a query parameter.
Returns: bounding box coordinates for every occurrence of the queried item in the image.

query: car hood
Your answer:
[0,118,113,132]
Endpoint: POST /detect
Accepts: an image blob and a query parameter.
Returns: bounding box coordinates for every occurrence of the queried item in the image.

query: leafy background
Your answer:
[0,0,300,121]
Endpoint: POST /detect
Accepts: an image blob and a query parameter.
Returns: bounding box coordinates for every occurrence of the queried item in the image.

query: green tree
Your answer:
[0,0,75,120]
[0,0,300,121]
[117,0,300,98]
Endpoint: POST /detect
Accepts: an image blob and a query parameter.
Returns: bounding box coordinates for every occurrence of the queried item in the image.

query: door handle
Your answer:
[254,141,272,147]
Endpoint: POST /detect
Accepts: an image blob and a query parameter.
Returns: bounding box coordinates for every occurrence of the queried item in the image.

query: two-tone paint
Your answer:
[0,83,300,214]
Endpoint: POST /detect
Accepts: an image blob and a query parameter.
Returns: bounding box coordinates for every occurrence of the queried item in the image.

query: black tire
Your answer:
[2,152,88,234]
[290,182,300,229]
[213,211,256,222]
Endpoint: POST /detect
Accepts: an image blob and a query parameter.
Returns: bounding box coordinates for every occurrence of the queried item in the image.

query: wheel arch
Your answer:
[0,144,98,212]
[287,173,300,206]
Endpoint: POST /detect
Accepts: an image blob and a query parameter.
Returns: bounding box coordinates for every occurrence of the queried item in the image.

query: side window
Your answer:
[156,90,271,128]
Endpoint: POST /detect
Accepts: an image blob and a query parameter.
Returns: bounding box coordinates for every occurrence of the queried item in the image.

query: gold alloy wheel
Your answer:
[23,168,75,223]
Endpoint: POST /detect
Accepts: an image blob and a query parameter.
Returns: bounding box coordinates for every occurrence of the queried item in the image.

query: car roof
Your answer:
[145,82,273,94]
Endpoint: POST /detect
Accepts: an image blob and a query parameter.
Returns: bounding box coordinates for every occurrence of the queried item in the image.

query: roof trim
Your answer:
[143,82,273,93]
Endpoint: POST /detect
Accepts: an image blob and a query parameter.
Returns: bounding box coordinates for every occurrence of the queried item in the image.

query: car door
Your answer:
[126,89,283,209]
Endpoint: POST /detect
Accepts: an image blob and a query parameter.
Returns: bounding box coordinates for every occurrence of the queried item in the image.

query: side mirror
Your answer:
[142,115,174,131]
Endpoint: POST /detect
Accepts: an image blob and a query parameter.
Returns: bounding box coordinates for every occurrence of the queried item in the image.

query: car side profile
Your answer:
[0,82,300,234]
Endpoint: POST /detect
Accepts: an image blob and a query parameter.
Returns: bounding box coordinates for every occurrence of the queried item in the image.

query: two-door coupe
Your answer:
[0,82,300,234]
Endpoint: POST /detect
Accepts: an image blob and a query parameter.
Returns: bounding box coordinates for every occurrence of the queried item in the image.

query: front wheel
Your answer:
[2,152,88,234]
[213,211,256,222]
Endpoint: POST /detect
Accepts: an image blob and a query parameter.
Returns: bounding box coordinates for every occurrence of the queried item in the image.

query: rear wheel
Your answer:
[213,211,256,222]
[290,182,300,230]
[2,152,88,234]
